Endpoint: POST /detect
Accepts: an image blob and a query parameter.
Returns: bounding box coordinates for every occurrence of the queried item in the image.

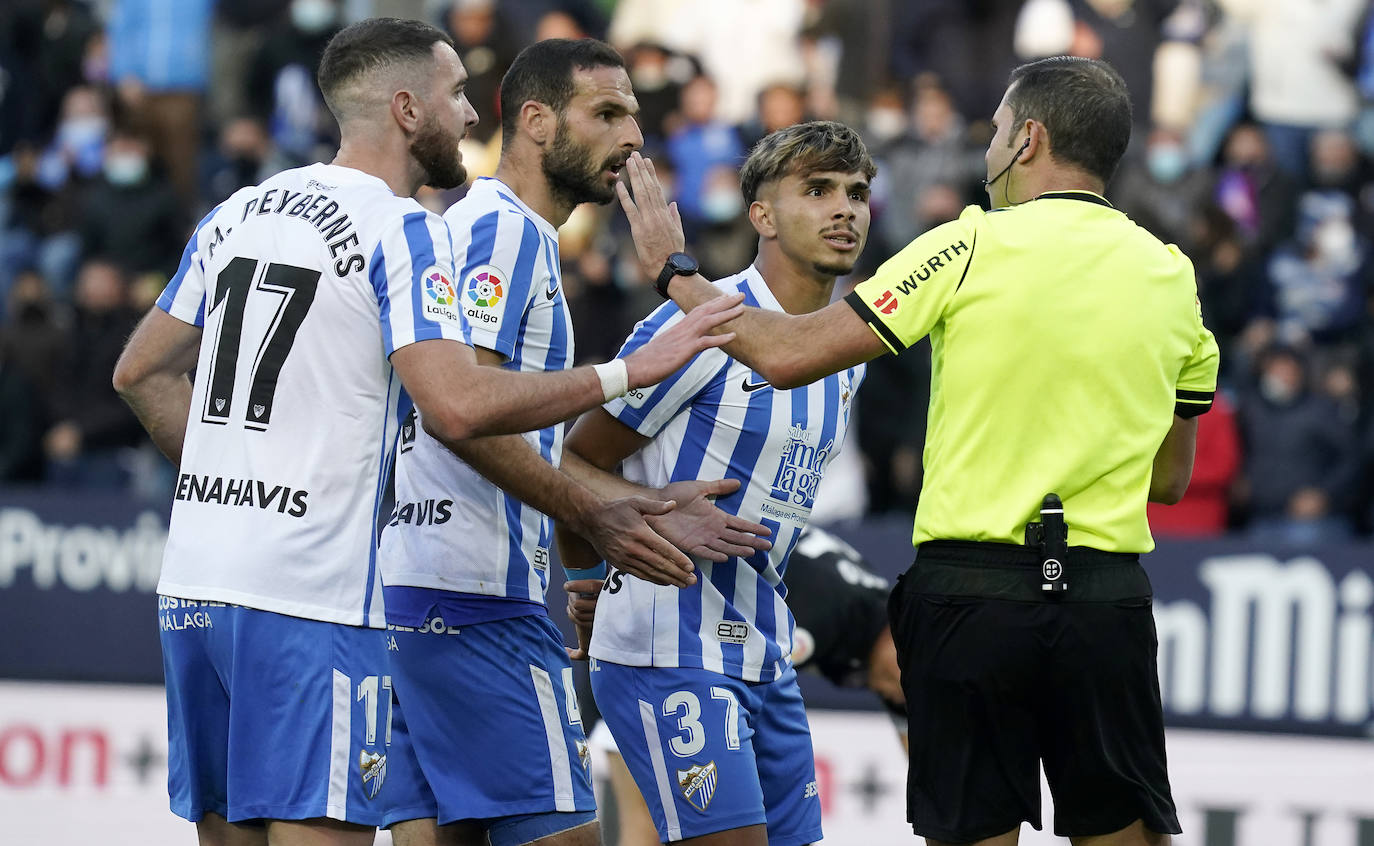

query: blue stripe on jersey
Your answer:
[157,203,221,324]
[402,211,443,341]
[494,187,527,215]
[667,362,732,665]
[363,373,400,626]
[501,491,529,599]
[612,304,695,431]
[498,219,539,356]
[369,241,395,355]
[750,518,785,670]
[541,232,560,300]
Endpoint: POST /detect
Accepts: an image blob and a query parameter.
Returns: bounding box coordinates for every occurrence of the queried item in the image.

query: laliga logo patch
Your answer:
[678,761,718,812]
[463,265,508,326]
[358,749,387,799]
[420,266,463,327]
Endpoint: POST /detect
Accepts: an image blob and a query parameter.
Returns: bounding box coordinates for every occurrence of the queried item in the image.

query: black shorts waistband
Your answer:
[907,540,1148,602]
[917,539,1139,568]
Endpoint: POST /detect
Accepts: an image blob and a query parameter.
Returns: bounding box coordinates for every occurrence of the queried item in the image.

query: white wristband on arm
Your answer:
[592,359,629,403]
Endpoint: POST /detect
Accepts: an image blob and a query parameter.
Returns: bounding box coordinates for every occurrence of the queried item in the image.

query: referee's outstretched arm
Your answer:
[617,153,889,389]
[1149,415,1199,505]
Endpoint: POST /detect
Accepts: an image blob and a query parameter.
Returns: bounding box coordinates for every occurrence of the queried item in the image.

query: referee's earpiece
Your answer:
[982,137,1031,188]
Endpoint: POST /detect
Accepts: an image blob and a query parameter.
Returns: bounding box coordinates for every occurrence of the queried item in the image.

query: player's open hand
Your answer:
[623,292,744,388]
[582,495,698,588]
[616,151,685,278]
[564,579,602,661]
[647,478,773,562]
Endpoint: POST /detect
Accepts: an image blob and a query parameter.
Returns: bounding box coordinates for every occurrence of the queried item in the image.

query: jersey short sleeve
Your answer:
[844,206,980,353]
[1175,292,1221,418]
[603,301,721,438]
[370,209,468,357]
[156,204,222,327]
[449,209,546,360]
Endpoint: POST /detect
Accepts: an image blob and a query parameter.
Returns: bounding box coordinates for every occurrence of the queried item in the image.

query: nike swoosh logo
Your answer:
[546,280,559,300]
[741,377,770,392]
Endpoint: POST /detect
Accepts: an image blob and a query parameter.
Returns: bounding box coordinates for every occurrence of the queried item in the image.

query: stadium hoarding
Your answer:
[2,491,1374,737]
[1,681,1370,846]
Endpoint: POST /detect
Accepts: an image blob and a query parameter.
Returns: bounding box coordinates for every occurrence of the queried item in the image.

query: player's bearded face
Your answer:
[411,111,467,190]
[542,117,625,206]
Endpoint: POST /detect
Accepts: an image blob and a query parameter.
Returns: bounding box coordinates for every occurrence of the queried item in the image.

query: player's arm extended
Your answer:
[617,153,886,388]
[391,291,744,443]
[113,308,204,465]
[440,348,697,587]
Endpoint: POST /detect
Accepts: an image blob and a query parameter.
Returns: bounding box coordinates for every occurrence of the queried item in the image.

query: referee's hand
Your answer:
[617,151,685,279]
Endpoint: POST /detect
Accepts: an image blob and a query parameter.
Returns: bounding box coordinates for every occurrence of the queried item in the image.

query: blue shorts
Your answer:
[159,598,396,825]
[382,613,596,831]
[591,660,822,845]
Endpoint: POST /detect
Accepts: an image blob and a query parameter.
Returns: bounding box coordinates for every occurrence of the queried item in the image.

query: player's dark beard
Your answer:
[542,121,622,208]
[410,113,467,190]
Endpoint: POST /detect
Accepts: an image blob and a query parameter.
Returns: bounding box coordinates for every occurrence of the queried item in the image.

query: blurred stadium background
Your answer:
[1,0,1373,843]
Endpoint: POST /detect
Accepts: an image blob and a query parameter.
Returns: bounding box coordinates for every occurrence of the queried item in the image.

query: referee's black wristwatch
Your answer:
[655,252,699,298]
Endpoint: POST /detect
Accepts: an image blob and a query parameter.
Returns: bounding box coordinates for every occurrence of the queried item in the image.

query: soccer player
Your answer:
[622,57,1218,846]
[568,524,908,846]
[556,120,877,846]
[377,38,771,846]
[111,19,743,846]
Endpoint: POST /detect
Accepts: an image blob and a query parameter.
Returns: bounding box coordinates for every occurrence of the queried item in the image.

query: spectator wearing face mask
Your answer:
[1263,191,1372,347]
[665,74,745,236]
[1236,344,1358,544]
[106,0,213,211]
[1114,125,1212,253]
[78,128,185,279]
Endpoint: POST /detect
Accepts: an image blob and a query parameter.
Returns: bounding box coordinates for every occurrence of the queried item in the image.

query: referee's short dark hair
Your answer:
[740,120,877,203]
[317,18,454,123]
[500,39,626,146]
[1007,56,1132,184]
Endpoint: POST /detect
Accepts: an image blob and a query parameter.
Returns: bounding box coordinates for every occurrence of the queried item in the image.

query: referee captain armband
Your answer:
[563,562,608,582]
[1174,389,1214,418]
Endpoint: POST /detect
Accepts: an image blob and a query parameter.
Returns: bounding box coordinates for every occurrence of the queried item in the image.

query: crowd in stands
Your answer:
[2,0,1373,543]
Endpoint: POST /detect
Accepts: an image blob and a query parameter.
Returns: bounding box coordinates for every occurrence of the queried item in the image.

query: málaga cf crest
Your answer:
[359,749,387,799]
[677,761,718,812]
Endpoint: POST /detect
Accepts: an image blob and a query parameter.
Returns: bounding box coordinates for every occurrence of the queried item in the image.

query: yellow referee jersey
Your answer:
[846,191,1219,553]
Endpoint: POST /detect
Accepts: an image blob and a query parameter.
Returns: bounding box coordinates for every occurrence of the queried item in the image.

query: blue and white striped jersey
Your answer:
[588,266,865,682]
[155,163,466,627]
[377,177,574,604]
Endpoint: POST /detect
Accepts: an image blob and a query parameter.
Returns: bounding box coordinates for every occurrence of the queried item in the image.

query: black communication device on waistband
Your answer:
[1024,493,1069,594]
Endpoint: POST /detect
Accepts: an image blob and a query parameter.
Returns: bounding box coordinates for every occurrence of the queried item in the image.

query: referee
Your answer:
[618,56,1216,846]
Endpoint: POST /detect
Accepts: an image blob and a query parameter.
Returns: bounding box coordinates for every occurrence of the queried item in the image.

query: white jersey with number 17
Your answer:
[154,163,468,628]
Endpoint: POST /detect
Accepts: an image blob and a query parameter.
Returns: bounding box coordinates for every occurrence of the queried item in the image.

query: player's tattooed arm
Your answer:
[113,308,203,465]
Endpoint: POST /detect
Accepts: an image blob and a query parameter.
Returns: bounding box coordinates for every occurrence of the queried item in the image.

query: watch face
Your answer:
[669,253,698,274]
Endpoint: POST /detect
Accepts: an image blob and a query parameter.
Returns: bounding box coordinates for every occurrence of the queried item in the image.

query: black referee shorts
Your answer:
[887,540,1181,843]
